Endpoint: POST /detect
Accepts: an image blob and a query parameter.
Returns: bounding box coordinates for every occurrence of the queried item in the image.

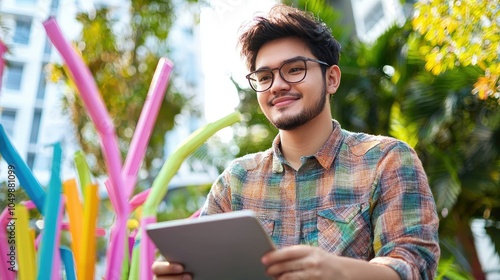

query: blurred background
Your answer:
[0,0,499,279]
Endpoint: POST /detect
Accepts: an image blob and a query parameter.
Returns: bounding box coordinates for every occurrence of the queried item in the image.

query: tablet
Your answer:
[146,210,275,280]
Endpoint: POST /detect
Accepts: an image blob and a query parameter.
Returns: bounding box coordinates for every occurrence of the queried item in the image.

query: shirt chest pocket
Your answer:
[317,202,372,259]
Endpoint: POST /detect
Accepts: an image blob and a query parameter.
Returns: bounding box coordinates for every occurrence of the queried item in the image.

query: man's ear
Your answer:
[326,65,341,94]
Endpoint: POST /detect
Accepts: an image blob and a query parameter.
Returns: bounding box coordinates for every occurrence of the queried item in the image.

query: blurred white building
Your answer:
[0,0,79,185]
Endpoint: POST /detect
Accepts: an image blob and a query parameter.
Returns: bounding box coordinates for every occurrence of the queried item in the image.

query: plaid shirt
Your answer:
[201,120,440,279]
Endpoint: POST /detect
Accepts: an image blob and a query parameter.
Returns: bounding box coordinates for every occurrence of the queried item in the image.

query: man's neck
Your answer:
[278,113,334,170]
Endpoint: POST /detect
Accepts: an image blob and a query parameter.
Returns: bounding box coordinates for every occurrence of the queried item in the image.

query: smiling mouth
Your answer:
[269,94,301,107]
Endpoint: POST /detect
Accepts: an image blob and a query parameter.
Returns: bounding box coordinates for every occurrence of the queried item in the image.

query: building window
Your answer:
[4,62,24,91]
[27,152,36,170]
[30,109,42,144]
[44,36,52,56]
[364,1,385,34]
[37,64,47,100]
[13,18,32,45]
[0,109,17,138]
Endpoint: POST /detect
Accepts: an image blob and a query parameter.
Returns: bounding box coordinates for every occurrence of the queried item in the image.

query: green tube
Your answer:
[142,110,241,217]
[73,150,92,202]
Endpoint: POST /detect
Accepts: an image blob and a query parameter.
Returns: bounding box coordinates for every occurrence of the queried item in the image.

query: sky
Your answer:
[200,0,277,122]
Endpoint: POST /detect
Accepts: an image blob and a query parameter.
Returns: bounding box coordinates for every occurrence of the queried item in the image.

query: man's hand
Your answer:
[151,261,192,280]
[262,245,339,280]
[261,245,400,280]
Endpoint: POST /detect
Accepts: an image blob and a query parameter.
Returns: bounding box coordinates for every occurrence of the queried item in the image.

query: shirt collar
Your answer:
[271,120,344,173]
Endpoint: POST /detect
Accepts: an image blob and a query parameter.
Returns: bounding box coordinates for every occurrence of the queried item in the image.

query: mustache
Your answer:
[268,93,302,106]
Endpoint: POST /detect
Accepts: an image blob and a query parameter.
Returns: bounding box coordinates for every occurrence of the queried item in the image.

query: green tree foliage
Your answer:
[412,0,500,101]
[403,44,499,279]
[48,1,193,182]
[334,23,412,135]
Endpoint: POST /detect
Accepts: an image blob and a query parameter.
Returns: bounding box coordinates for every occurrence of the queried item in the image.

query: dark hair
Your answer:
[238,4,341,72]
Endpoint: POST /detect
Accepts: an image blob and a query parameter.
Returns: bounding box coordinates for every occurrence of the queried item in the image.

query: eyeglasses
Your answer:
[245,57,329,92]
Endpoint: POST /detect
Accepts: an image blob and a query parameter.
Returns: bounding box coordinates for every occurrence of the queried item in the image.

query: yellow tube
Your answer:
[79,183,99,280]
[15,204,37,280]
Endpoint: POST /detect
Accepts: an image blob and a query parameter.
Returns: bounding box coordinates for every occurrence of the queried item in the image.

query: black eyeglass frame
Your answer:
[245,57,330,92]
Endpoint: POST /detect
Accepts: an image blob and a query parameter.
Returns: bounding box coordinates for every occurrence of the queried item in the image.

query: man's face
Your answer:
[253,37,331,131]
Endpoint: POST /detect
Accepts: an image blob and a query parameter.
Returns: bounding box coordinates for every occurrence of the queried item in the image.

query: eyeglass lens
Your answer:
[249,59,307,92]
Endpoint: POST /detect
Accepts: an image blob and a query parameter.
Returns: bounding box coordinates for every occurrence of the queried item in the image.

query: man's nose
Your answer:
[270,71,290,93]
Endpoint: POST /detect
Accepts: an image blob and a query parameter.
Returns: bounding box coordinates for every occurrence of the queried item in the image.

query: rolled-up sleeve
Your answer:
[369,142,440,279]
[200,169,233,215]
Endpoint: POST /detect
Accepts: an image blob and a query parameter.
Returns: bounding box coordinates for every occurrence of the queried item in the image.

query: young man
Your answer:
[153,4,440,280]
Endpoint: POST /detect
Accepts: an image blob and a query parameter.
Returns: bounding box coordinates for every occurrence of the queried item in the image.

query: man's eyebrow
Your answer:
[255,56,306,71]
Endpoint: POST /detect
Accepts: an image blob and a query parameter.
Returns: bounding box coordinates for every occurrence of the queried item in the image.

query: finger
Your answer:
[276,270,313,280]
[151,261,184,275]
[154,273,192,280]
[265,257,308,277]
[262,245,310,266]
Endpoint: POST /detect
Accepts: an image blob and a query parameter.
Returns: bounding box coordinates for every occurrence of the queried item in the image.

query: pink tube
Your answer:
[129,188,151,210]
[42,17,127,213]
[43,18,129,279]
[129,229,138,260]
[122,58,174,198]
[22,200,36,209]
[105,215,128,280]
[0,208,16,280]
[139,216,157,280]
[35,233,42,250]
[43,19,112,134]
[115,58,173,279]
